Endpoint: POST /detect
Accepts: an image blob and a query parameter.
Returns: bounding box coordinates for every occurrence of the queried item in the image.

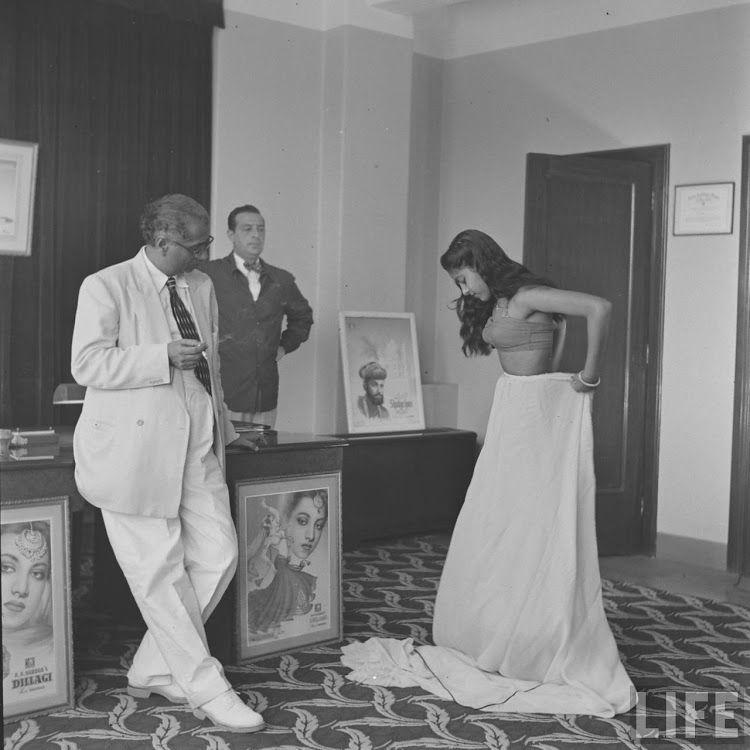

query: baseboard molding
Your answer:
[656,532,727,571]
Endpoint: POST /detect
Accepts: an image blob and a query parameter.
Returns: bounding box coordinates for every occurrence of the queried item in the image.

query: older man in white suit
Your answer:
[71,194,264,734]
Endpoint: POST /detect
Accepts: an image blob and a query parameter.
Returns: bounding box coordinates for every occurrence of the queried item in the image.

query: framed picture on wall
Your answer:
[339,311,426,434]
[673,181,735,235]
[1,496,74,721]
[0,139,39,256]
[235,473,342,661]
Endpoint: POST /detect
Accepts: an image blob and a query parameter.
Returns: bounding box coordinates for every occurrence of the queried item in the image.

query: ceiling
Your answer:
[367,0,474,15]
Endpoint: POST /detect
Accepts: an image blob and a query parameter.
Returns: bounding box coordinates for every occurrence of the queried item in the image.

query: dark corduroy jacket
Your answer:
[202,254,313,413]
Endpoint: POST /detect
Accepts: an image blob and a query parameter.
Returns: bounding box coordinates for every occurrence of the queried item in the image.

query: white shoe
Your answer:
[127,681,188,704]
[193,690,265,733]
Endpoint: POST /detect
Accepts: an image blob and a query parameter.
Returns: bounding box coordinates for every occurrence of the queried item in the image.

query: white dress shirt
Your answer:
[233,252,261,301]
[141,248,201,342]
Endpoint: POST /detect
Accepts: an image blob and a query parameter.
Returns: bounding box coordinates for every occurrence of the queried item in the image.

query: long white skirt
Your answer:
[341,372,636,717]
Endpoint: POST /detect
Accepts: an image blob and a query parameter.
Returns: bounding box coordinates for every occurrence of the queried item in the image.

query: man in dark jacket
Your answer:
[202,205,313,427]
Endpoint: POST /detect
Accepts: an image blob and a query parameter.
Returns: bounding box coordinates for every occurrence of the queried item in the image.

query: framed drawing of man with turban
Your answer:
[339,312,425,434]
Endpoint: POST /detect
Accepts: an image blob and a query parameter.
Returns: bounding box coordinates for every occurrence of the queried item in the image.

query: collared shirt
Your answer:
[233,252,261,301]
[140,247,200,343]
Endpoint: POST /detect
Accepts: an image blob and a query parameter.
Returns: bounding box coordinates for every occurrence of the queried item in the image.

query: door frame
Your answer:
[728,135,750,574]
[576,145,670,556]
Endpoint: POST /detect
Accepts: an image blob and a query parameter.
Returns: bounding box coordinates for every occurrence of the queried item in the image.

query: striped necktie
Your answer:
[166,276,212,395]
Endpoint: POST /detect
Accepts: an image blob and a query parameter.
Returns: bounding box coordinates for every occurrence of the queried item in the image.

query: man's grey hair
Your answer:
[139,194,209,244]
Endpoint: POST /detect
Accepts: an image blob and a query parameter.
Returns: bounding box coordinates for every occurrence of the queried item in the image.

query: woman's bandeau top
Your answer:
[482,297,555,352]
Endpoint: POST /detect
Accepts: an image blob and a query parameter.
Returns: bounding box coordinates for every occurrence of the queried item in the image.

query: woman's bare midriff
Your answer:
[497,349,553,376]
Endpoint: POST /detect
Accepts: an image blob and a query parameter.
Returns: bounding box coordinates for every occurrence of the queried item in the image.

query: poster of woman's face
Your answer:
[235,474,342,661]
[2,520,51,625]
[1,497,73,720]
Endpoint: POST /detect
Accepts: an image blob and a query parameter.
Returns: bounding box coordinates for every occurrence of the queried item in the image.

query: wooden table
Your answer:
[206,432,347,661]
[0,429,82,509]
[2,426,477,665]
[0,428,85,587]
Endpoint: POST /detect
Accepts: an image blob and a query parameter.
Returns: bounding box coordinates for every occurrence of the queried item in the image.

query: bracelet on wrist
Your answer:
[577,371,601,388]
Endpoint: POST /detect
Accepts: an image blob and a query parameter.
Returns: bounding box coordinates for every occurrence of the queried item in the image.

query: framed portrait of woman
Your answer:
[1,496,74,720]
[235,473,342,661]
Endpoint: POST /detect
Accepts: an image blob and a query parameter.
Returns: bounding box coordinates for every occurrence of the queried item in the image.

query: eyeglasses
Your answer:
[170,235,214,256]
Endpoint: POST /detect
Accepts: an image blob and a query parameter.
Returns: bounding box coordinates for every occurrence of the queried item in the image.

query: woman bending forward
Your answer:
[341,229,636,717]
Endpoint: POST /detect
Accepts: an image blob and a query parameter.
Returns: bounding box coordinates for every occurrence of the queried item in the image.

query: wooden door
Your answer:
[524,154,653,555]
[728,135,750,574]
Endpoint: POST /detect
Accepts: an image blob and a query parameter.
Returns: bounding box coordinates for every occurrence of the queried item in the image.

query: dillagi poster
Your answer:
[339,312,425,434]
[236,474,342,661]
[1,497,73,720]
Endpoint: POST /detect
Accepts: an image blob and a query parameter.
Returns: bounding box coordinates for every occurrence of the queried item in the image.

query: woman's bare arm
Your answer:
[515,286,612,384]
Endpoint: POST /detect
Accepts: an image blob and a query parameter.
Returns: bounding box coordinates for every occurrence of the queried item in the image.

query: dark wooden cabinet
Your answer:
[334,428,477,549]
[3,427,476,665]
[208,428,476,661]
[206,433,347,662]
[90,432,347,627]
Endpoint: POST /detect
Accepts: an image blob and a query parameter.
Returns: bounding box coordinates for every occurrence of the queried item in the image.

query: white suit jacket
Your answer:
[71,252,239,518]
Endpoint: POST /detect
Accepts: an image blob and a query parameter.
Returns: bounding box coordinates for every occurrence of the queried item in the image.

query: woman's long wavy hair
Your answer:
[440,229,556,356]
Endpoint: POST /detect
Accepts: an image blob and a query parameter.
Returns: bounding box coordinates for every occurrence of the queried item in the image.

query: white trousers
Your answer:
[101,371,238,708]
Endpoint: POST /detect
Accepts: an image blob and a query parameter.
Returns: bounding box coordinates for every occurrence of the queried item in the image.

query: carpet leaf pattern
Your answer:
[3,534,749,749]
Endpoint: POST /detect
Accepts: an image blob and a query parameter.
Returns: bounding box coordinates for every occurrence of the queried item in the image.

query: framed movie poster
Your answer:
[1,496,74,721]
[339,311,426,434]
[236,473,342,661]
[0,139,38,256]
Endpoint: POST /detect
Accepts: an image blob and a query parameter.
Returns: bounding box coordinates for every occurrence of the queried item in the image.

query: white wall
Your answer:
[406,53,444,381]
[212,11,324,434]
[317,26,414,433]
[213,2,747,546]
[213,11,414,434]
[428,5,750,544]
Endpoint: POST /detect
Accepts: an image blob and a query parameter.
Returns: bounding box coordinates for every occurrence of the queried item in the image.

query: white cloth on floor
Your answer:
[341,372,636,717]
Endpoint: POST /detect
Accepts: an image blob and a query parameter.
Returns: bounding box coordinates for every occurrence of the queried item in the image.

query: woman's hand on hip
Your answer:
[570,371,600,393]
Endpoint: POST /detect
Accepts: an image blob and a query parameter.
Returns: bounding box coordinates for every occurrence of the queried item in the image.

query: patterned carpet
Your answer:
[3,534,749,750]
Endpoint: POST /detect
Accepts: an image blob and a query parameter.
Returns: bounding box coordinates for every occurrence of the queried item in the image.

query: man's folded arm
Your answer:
[280,280,313,354]
[71,275,171,390]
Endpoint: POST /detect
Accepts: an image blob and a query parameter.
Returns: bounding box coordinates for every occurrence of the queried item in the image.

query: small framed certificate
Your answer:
[673,182,735,236]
